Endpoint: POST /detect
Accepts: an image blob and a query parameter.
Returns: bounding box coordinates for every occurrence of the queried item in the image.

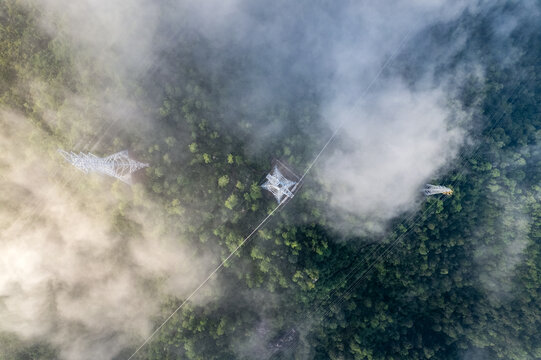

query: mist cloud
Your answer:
[313,0,539,233]
[0,110,214,359]
[319,82,465,232]
[2,0,537,358]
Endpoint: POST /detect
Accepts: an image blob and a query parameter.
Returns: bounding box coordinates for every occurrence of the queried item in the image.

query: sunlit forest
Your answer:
[0,1,540,359]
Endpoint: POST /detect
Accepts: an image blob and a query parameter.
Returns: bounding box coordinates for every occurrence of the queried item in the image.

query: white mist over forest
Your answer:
[0,0,539,359]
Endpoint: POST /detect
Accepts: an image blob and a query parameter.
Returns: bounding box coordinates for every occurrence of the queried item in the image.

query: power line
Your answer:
[125,22,415,360]
[298,29,413,183]
[126,2,531,358]
[271,69,530,358]
[126,202,283,360]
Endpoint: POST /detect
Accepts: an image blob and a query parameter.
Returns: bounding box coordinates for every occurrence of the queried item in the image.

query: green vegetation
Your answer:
[0,1,539,360]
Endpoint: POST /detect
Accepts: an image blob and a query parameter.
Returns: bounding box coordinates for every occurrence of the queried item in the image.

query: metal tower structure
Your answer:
[262,165,298,204]
[423,184,453,196]
[58,149,148,184]
[270,328,298,351]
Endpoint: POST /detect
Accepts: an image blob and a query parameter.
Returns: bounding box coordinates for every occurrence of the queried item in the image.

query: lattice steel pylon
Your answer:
[262,165,298,204]
[423,184,453,196]
[58,149,148,184]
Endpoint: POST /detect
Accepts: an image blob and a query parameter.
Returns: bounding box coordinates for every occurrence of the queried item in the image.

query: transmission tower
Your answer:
[261,164,299,204]
[423,184,453,196]
[58,150,148,184]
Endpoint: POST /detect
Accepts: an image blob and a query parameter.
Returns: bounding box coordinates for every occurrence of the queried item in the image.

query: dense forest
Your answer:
[0,1,540,360]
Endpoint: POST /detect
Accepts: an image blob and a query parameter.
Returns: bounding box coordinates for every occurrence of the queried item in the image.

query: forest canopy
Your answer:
[0,1,540,360]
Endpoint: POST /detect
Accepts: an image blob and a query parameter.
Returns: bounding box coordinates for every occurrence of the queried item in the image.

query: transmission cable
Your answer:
[124,27,414,360]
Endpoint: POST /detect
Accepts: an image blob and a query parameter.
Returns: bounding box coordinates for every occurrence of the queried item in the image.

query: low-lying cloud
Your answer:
[2,0,537,359]
[319,81,465,232]
[0,111,214,359]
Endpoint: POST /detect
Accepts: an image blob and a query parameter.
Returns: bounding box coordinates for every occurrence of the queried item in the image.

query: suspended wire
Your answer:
[268,23,532,345]
[265,195,447,359]
[329,34,530,313]
[126,202,283,360]
[271,71,530,358]
[318,197,449,321]
[323,75,528,311]
[126,174,293,360]
[118,2,530,358]
[39,2,525,358]
[312,201,425,314]
[298,29,413,183]
[294,4,522,306]
[125,27,415,360]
